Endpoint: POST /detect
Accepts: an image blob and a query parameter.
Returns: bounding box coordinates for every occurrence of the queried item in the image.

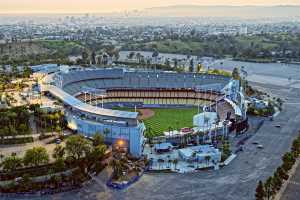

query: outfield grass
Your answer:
[112,107,200,138]
[143,108,199,138]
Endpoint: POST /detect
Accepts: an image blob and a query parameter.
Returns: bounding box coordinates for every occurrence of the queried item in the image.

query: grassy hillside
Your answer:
[0,40,85,65]
[125,39,204,55]
[40,40,85,56]
[123,34,300,62]
[0,42,51,58]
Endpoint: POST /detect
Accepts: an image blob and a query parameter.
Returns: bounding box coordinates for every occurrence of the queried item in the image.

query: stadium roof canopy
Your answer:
[45,85,139,119]
[224,98,242,117]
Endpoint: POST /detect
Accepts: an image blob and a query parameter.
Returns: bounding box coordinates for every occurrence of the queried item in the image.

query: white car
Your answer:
[257,145,264,149]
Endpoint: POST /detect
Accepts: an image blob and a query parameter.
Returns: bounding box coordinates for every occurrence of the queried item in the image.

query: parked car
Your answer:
[55,138,61,144]
[257,145,264,149]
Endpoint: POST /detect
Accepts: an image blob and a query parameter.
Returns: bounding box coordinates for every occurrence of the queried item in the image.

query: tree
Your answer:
[53,145,65,160]
[19,123,28,135]
[165,58,170,67]
[197,63,203,73]
[128,52,135,59]
[264,177,275,200]
[255,181,265,200]
[82,50,89,64]
[20,173,32,190]
[92,132,104,146]
[272,172,283,192]
[152,51,159,66]
[157,159,164,170]
[11,65,18,75]
[136,52,142,63]
[189,59,194,72]
[65,135,91,160]
[53,157,65,172]
[232,67,240,80]
[102,54,108,65]
[23,147,49,167]
[282,152,295,171]
[110,159,123,178]
[114,50,120,61]
[97,56,102,65]
[173,58,178,68]
[22,66,32,78]
[2,155,23,172]
[222,140,231,161]
[89,144,107,161]
[192,151,197,166]
[103,128,110,143]
[173,159,178,170]
[276,167,289,180]
[91,51,96,65]
[291,138,300,157]
[205,155,211,167]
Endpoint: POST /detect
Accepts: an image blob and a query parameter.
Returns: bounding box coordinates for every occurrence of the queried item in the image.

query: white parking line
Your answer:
[287,181,300,186]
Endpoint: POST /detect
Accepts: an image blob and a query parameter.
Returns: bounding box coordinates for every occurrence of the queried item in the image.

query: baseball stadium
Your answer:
[40,68,248,157]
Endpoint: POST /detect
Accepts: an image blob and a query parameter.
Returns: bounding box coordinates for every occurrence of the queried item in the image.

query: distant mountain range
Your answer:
[139,5,300,18]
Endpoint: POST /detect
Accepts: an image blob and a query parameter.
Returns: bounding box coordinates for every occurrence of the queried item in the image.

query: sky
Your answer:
[1,0,300,13]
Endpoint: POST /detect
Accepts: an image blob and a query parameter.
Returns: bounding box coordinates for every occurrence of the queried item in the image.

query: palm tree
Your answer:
[168,159,172,169]
[9,127,17,139]
[149,143,154,154]
[136,53,142,64]
[149,158,154,169]
[205,155,211,167]
[197,131,204,145]
[158,158,164,170]
[103,128,110,144]
[110,159,123,179]
[167,155,171,168]
[53,145,65,160]
[173,159,178,171]
[49,114,55,136]
[192,151,197,167]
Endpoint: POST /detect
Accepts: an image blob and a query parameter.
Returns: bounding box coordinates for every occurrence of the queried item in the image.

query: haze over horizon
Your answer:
[1,0,300,14]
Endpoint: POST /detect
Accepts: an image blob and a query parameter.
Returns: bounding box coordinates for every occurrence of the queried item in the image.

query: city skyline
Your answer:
[1,0,300,13]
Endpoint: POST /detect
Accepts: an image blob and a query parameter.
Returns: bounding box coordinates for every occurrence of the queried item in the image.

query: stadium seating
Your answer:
[59,69,231,109]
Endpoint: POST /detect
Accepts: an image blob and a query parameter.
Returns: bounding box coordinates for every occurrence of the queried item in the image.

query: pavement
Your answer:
[0,133,64,162]
[280,161,300,200]
[2,61,300,200]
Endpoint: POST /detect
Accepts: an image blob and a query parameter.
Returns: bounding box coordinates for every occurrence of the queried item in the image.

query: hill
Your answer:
[0,40,85,65]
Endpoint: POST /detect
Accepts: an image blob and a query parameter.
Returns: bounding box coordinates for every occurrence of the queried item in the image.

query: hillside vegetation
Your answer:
[0,40,85,65]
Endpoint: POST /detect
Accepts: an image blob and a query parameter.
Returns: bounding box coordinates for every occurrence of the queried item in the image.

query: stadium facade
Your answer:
[40,68,246,157]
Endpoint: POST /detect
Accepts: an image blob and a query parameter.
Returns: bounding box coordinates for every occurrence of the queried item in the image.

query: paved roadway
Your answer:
[4,62,300,200]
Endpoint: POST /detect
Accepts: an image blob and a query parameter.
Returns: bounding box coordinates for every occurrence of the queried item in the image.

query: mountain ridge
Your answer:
[140,5,300,18]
